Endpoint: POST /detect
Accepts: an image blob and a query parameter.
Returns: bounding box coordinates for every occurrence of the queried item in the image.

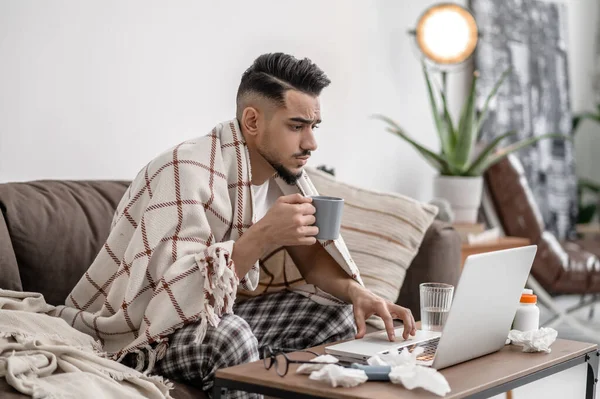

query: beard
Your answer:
[258,148,303,185]
[271,162,302,185]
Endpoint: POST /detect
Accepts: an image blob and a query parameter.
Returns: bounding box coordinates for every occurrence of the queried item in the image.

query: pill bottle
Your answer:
[513,289,539,332]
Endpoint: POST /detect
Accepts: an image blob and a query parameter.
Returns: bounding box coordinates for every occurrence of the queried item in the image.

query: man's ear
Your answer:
[241,107,260,138]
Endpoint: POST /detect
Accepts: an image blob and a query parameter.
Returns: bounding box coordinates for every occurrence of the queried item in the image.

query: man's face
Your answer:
[256,90,320,184]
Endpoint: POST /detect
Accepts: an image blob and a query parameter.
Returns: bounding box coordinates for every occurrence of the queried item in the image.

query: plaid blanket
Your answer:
[53,119,362,369]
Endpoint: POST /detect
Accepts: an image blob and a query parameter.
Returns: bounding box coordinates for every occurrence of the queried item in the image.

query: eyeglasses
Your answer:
[262,346,333,377]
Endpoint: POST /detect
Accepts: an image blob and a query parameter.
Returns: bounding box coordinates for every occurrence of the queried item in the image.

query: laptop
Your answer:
[325,245,538,370]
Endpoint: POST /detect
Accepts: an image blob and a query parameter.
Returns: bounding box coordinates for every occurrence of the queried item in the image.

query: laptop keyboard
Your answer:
[378,337,440,362]
[403,337,440,362]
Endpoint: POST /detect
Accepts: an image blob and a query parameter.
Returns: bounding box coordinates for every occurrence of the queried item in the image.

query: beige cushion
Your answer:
[306,167,438,310]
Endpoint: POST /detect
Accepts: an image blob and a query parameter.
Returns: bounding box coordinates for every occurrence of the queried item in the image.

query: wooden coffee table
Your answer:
[213,338,598,399]
[461,237,531,268]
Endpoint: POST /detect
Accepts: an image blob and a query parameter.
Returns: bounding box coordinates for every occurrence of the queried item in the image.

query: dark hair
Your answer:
[236,53,331,114]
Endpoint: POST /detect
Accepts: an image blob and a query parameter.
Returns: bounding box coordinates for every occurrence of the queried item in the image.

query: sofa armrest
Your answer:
[395,220,461,319]
[0,209,22,291]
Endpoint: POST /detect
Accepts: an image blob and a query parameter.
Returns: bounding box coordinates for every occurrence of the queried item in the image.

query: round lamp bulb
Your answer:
[416,4,478,65]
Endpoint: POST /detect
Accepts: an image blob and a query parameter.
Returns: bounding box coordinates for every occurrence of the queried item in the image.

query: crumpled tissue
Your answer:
[508,327,558,353]
[368,347,451,397]
[296,354,339,374]
[308,365,368,388]
[298,355,367,388]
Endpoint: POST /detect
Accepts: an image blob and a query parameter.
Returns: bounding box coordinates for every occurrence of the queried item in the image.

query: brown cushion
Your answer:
[591,272,600,292]
[561,240,600,293]
[0,181,129,305]
[0,211,22,291]
[530,232,600,295]
[532,232,568,292]
[569,236,600,292]
[571,234,600,259]
[485,155,545,244]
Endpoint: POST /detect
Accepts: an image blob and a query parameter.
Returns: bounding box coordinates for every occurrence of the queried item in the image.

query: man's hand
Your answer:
[349,284,416,342]
[232,194,317,279]
[255,194,318,247]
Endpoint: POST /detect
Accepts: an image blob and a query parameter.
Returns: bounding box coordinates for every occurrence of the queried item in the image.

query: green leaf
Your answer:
[468,133,571,175]
[422,62,453,156]
[439,87,457,150]
[578,177,600,223]
[372,114,451,170]
[577,204,597,224]
[372,114,452,173]
[572,111,600,133]
[572,115,582,132]
[579,178,600,193]
[372,114,407,135]
[463,130,518,175]
[475,68,511,141]
[452,72,478,170]
[383,127,452,173]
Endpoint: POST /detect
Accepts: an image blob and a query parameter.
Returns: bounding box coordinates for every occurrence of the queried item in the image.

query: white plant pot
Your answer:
[433,175,483,224]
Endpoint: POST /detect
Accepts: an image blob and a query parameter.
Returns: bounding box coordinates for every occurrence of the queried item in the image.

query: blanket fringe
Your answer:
[113,337,171,375]
[103,366,175,390]
[192,315,208,345]
[144,339,169,375]
[155,339,168,362]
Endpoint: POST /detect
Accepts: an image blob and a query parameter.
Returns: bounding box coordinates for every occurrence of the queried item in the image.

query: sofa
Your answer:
[0,180,461,398]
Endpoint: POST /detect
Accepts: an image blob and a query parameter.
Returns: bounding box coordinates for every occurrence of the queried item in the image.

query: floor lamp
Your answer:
[408,3,480,95]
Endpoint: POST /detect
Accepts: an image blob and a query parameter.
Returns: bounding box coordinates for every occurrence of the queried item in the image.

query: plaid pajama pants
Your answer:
[153,290,356,399]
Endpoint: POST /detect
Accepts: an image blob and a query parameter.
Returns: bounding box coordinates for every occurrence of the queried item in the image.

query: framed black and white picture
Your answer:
[471,0,577,240]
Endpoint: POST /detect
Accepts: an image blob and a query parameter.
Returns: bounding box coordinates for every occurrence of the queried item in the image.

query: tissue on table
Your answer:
[368,347,451,397]
[309,364,368,388]
[367,345,422,367]
[296,354,339,374]
[508,327,558,353]
[389,364,452,397]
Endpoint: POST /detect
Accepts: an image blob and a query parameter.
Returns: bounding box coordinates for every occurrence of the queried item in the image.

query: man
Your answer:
[58,53,416,398]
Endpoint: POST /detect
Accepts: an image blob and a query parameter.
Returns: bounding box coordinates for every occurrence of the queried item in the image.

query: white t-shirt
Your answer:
[252,177,282,221]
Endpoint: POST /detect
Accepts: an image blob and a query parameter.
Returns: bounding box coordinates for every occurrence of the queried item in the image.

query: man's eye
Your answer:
[313,125,320,130]
[292,125,303,131]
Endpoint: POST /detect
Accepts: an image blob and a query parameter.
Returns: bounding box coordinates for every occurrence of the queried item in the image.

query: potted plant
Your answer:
[374,63,569,223]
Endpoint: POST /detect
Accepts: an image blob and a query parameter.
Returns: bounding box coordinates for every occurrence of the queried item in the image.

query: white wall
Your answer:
[0,0,468,201]
[0,0,596,202]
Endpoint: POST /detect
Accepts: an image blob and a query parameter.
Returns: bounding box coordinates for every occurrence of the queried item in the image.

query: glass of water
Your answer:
[420,283,454,332]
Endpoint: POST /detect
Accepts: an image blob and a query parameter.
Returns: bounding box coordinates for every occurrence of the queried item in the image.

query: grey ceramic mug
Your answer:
[309,195,344,240]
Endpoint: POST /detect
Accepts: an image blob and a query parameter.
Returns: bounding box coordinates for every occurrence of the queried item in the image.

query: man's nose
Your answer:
[301,129,318,152]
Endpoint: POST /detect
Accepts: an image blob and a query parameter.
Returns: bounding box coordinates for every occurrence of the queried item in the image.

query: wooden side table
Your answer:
[213,337,598,399]
[461,237,531,268]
